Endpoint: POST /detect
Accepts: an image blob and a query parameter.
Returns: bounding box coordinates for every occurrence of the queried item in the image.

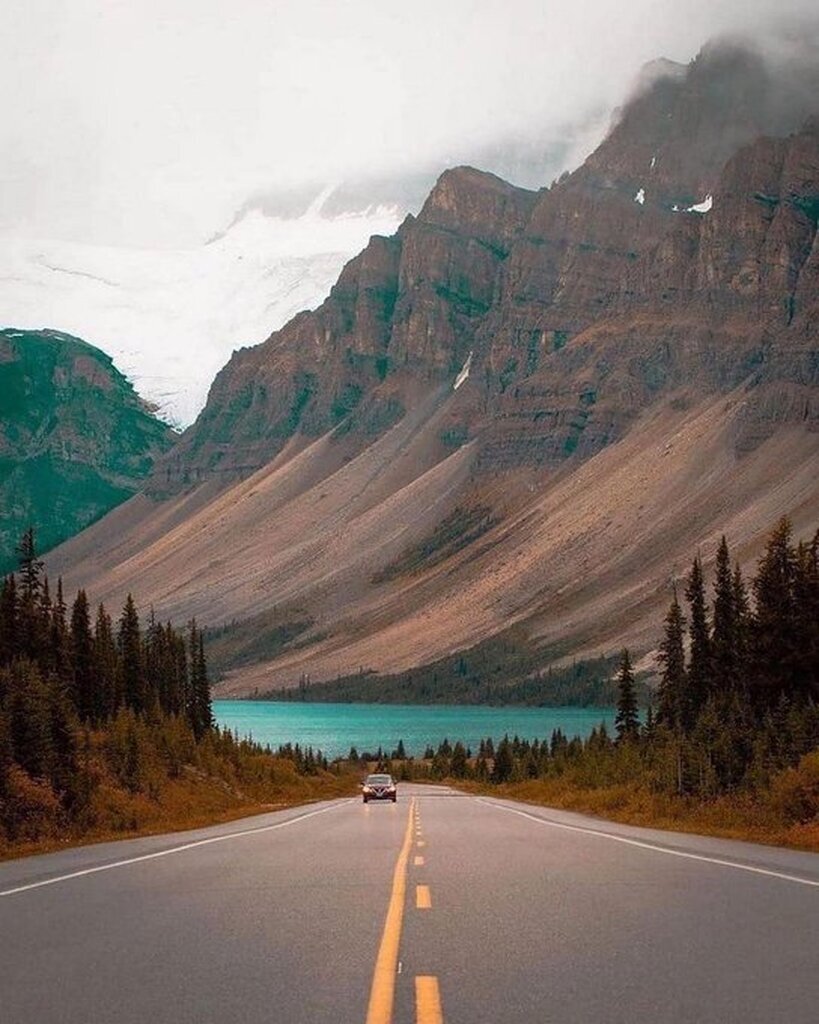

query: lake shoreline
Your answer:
[213,699,618,761]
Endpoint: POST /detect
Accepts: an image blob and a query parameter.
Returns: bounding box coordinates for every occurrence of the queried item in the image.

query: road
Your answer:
[1,783,818,1023]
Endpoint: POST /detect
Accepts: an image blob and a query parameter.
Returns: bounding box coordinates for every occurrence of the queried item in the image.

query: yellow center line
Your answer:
[417,840,426,848]
[414,855,425,866]
[416,884,432,909]
[415,976,444,1024]
[365,797,416,1024]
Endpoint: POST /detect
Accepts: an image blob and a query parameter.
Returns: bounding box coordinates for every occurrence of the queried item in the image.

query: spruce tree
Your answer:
[492,737,513,783]
[118,595,145,713]
[71,590,95,721]
[731,564,751,691]
[657,592,686,731]
[50,579,72,688]
[752,518,798,707]
[614,648,640,742]
[685,556,712,722]
[16,528,46,660]
[7,659,54,780]
[187,622,213,739]
[93,604,120,718]
[450,741,468,778]
[712,537,738,691]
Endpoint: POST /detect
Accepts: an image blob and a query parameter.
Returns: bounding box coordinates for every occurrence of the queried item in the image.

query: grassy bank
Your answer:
[453,768,819,853]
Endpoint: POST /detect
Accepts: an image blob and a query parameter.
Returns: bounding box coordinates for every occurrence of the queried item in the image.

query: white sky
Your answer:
[1,0,815,247]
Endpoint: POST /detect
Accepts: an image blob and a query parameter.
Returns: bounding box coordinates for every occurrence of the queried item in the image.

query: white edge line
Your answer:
[476,798,819,889]
[0,800,353,898]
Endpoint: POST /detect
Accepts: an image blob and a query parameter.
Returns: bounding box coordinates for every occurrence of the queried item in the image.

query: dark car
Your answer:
[362,773,397,803]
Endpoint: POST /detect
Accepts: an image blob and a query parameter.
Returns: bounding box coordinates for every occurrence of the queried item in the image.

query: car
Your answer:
[362,773,397,803]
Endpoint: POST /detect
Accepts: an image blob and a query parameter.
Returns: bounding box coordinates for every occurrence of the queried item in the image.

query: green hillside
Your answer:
[0,328,174,571]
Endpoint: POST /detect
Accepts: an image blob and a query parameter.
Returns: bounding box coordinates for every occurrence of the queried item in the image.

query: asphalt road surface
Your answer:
[2,783,818,1024]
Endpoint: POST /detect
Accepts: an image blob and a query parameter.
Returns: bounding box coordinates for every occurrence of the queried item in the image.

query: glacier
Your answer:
[0,202,401,427]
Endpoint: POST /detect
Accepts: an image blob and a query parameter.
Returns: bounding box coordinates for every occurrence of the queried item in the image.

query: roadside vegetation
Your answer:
[0,530,356,858]
[347,519,819,851]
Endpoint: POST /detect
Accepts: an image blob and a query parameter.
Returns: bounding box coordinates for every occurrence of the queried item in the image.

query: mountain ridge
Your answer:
[47,38,819,695]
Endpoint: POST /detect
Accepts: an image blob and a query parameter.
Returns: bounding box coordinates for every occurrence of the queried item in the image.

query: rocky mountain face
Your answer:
[152,42,818,494]
[50,40,819,695]
[0,329,173,572]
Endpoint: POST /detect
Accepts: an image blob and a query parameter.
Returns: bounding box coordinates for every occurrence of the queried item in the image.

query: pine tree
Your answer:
[614,648,640,742]
[685,556,712,721]
[752,518,798,707]
[70,590,95,721]
[187,622,213,739]
[492,736,513,783]
[118,595,145,713]
[93,604,120,718]
[16,527,46,660]
[731,563,751,691]
[712,537,739,692]
[7,659,54,780]
[16,527,43,604]
[450,741,468,778]
[657,592,686,731]
[50,579,72,687]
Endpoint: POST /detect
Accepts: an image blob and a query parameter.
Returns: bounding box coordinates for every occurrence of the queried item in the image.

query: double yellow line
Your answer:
[365,797,443,1024]
[365,797,417,1024]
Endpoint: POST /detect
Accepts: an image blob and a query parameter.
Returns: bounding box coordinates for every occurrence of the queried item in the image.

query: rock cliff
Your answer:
[49,39,819,693]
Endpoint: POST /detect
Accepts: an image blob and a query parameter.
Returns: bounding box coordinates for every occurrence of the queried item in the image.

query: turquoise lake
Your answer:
[212,701,616,759]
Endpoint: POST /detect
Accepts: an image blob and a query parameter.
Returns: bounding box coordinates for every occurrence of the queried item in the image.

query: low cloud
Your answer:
[1,0,816,247]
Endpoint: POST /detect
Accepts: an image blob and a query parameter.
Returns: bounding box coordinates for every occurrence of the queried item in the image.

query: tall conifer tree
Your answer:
[615,648,640,742]
[685,556,712,722]
[657,593,686,731]
[71,590,95,721]
[712,537,738,691]
[118,595,145,713]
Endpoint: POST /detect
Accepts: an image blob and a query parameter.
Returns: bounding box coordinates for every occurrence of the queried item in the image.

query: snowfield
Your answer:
[0,202,401,427]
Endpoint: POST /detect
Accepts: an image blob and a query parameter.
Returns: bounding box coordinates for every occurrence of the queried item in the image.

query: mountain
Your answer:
[48,39,819,697]
[0,329,173,573]
[0,127,582,429]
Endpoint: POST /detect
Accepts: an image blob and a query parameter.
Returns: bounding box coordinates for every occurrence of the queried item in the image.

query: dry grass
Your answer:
[0,739,358,862]
[455,778,819,853]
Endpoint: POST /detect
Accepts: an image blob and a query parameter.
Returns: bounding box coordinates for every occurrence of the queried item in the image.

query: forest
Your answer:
[355,520,819,847]
[0,530,353,852]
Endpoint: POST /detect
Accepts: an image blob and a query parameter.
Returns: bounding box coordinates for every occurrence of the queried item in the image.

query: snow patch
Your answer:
[687,194,713,214]
[453,351,473,391]
[634,187,645,205]
[650,155,656,170]
[671,194,714,215]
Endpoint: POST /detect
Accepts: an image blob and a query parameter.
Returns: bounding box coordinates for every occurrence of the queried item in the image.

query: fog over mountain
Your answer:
[1,1,817,423]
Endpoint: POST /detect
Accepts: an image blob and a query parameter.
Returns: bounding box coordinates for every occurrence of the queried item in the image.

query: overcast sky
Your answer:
[1,0,816,247]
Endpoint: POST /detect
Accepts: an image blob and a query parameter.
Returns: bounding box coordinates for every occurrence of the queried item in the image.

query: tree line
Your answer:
[0,528,213,839]
[645,517,819,795]
[351,520,819,814]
